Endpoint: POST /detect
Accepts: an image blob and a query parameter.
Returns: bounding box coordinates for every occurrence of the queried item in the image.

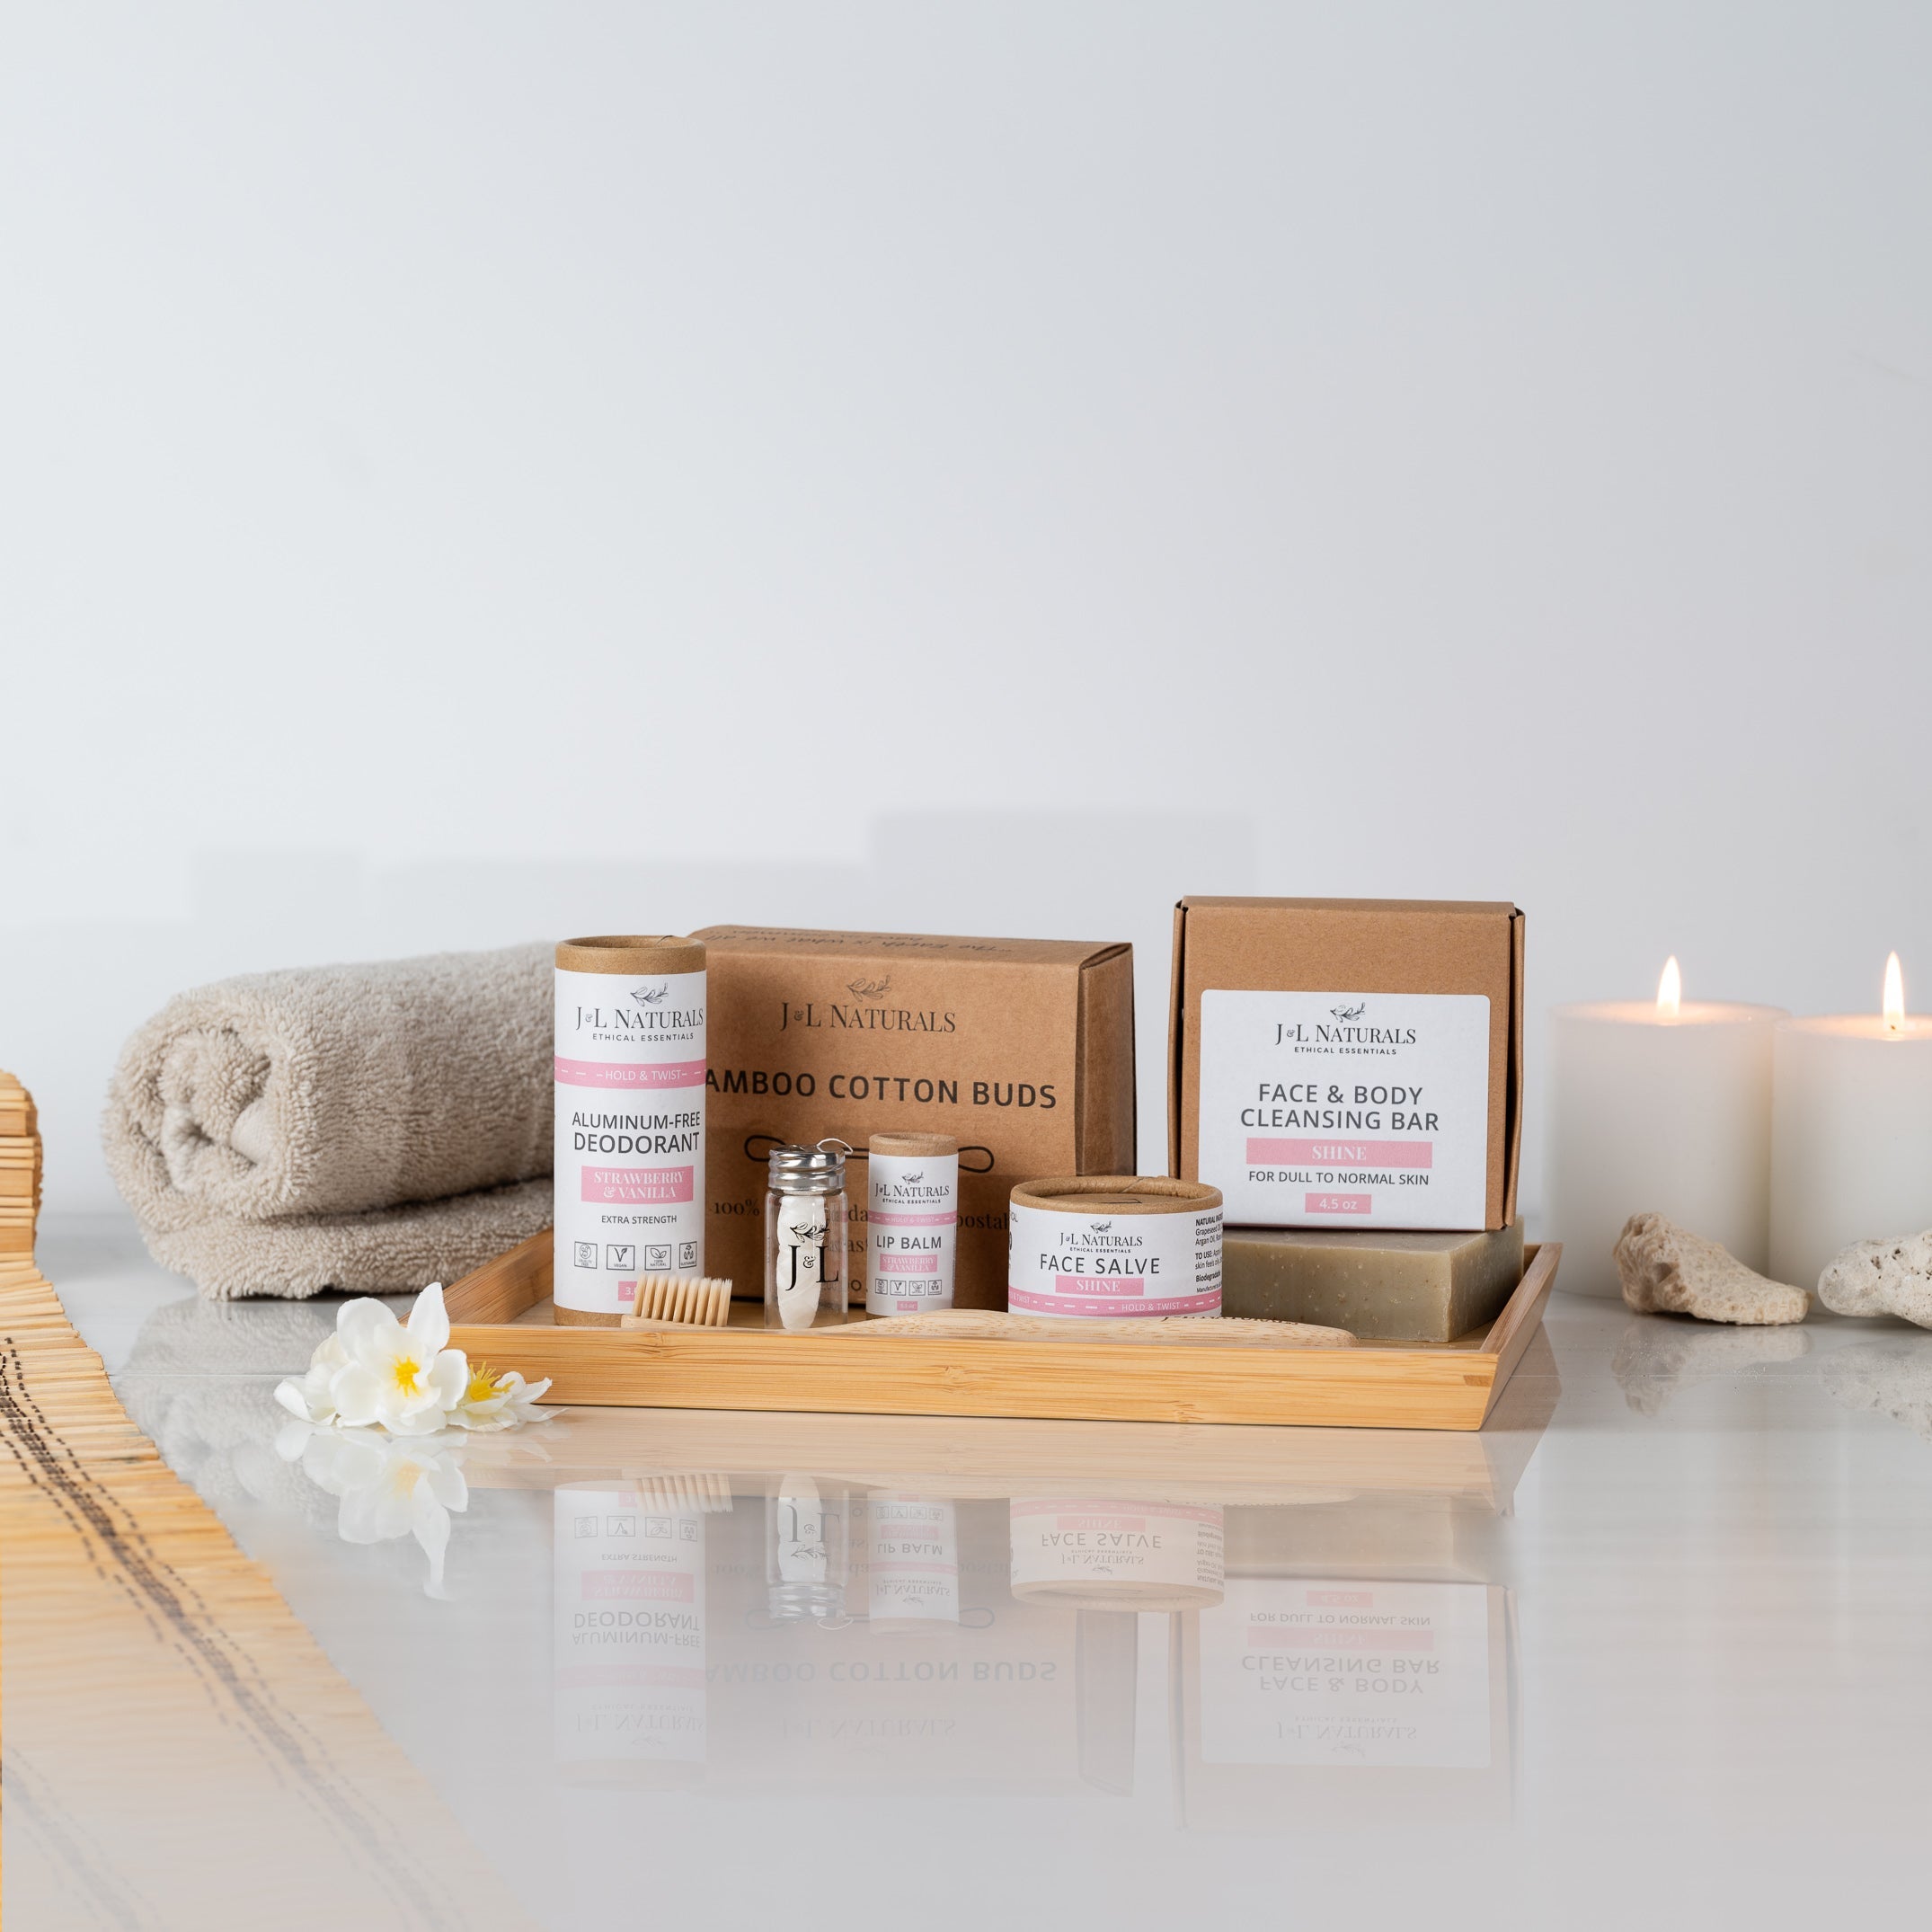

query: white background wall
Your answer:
[4,3,1928,1222]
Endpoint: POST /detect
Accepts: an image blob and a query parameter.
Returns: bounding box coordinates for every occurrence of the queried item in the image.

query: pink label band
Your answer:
[1245,1137,1432,1169]
[1305,1192,1372,1215]
[1008,1289,1221,1318]
[554,1056,705,1090]
[877,1254,938,1274]
[1248,1625,1435,1653]
[867,1210,956,1227]
[580,1571,696,1601]
[580,1165,696,1204]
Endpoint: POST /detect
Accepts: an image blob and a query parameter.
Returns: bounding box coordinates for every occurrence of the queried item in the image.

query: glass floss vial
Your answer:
[765,1141,852,1331]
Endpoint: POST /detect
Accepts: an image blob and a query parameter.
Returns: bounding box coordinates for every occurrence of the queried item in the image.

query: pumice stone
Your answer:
[1613,1212,1809,1325]
[1818,1228,1932,1328]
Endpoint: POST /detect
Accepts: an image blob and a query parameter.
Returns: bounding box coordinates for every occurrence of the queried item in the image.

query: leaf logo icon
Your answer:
[846,976,891,1001]
[632,983,669,1005]
[1330,1000,1366,1022]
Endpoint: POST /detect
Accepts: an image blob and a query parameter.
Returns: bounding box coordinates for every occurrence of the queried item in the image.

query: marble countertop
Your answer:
[21,1212,1932,1931]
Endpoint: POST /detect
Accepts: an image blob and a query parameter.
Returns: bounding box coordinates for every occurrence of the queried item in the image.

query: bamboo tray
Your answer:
[446,1236,1560,1431]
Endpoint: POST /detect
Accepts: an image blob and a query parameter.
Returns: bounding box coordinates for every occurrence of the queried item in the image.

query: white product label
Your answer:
[1010,1499,1225,1596]
[1198,990,1490,1229]
[554,966,706,1316]
[1196,1579,1492,1768]
[866,1151,959,1316]
[553,1485,705,1769]
[1008,1200,1222,1317]
[774,1193,829,1332]
[864,1494,960,1625]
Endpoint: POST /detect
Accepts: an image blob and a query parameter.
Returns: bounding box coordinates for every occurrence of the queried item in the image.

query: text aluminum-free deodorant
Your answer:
[554,935,706,1326]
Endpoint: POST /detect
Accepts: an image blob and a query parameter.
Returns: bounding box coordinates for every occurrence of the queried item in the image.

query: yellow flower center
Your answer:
[391,1354,422,1396]
[465,1362,508,1405]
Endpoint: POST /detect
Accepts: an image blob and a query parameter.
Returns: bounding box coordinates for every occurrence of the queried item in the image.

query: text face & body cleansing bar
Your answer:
[1221,1222,1524,1343]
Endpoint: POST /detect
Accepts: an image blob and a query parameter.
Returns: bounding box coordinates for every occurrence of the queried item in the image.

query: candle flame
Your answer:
[1883,952,1905,1032]
[1656,956,1682,1019]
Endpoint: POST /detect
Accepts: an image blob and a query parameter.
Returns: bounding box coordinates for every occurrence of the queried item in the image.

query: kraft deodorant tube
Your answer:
[864,1131,959,1316]
[554,935,706,1326]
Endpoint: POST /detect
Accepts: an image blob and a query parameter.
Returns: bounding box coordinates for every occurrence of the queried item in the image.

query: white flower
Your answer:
[271,1281,555,1440]
[329,1283,469,1437]
[449,1361,555,1431]
[282,1425,470,1598]
[274,1331,348,1425]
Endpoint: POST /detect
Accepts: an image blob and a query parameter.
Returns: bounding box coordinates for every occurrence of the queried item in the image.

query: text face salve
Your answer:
[1197,990,1491,1229]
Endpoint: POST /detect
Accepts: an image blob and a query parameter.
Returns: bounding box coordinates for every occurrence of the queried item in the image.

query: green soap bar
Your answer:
[1221,1223,1524,1343]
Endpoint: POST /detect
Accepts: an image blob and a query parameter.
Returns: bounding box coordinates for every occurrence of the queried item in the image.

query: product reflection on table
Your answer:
[1173,1498,1516,1830]
[858,1492,963,1629]
[553,1476,719,1788]
[475,1326,1558,1810]
[1009,1497,1226,1611]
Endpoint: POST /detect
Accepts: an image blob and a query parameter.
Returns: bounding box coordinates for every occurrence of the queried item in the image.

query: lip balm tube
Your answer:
[865,1131,959,1317]
[554,935,706,1327]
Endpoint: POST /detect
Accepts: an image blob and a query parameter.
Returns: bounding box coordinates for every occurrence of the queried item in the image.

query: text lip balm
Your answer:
[1007,1176,1223,1318]
[554,935,706,1327]
[865,1131,959,1317]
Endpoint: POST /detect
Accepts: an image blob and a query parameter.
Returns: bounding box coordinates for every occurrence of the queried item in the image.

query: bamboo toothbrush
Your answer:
[833,1309,1355,1349]
[617,1305,1353,1348]
[618,1275,733,1329]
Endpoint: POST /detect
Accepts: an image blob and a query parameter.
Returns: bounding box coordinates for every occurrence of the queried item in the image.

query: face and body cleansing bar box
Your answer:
[694,926,1136,1310]
[1170,898,1524,1234]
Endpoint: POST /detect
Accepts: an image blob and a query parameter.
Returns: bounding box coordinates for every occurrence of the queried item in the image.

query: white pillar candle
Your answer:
[1547,961,1786,1298]
[1771,954,1932,1290]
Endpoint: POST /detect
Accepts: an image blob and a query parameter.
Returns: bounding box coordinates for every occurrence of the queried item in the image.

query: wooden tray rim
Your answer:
[445,1234,1560,1433]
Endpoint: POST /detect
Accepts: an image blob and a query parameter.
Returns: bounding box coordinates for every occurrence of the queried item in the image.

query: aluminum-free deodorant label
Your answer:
[1198,990,1489,1229]
[1008,1201,1222,1317]
[554,966,705,1316]
[866,1149,959,1316]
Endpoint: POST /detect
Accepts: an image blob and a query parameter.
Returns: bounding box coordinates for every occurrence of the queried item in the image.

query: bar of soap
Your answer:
[1222,1223,1524,1343]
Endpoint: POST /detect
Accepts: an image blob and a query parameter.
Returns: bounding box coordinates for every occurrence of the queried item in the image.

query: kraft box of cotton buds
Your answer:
[691,926,1139,1311]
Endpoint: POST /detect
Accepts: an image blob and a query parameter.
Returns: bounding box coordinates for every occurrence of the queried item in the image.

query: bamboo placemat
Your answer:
[0,1071,533,1928]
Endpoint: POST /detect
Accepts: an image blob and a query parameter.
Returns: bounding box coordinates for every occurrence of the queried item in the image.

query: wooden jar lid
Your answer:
[1010,1175,1223,1215]
[555,935,705,975]
[868,1131,959,1157]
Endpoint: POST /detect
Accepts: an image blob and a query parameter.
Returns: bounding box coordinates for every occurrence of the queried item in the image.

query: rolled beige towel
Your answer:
[137,1178,555,1302]
[103,943,554,1298]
